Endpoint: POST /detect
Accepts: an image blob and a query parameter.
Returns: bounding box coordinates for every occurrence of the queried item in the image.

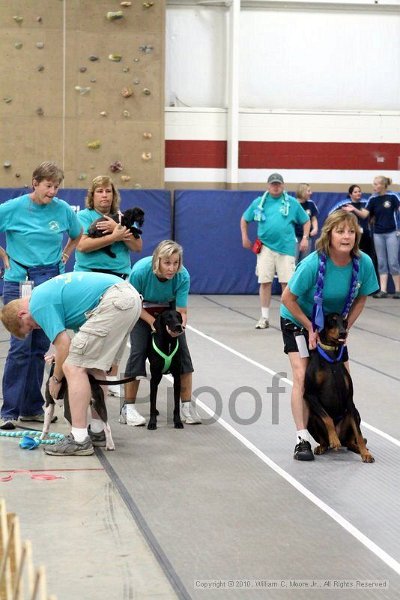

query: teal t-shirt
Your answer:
[0,194,81,282]
[29,271,122,342]
[242,193,309,256]
[74,208,131,275]
[129,256,190,308]
[280,251,379,326]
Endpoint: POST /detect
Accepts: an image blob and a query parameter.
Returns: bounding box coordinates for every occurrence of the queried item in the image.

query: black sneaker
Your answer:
[88,426,106,447]
[294,439,315,461]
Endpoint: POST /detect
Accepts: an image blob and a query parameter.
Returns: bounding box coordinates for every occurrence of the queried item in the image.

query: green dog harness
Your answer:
[151,336,180,374]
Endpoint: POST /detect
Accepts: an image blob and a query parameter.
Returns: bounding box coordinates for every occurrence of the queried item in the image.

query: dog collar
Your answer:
[151,337,180,374]
[317,343,345,363]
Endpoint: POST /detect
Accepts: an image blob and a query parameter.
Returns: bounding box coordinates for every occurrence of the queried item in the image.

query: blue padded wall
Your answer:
[174,190,383,294]
[175,190,261,294]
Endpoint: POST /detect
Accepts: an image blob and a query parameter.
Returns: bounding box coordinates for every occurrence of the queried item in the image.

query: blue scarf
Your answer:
[312,252,360,332]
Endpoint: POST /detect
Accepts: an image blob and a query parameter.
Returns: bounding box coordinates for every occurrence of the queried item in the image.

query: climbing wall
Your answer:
[0,1,165,189]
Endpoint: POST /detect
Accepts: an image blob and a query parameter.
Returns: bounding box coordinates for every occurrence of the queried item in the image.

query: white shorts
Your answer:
[65,282,142,372]
[256,245,295,284]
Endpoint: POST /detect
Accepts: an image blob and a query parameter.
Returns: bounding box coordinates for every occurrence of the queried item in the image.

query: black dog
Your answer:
[42,367,115,450]
[147,310,184,431]
[87,207,144,258]
[304,313,374,463]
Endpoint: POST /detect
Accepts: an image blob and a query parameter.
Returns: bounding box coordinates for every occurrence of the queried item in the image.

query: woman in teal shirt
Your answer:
[0,162,82,429]
[74,175,142,277]
[121,240,201,427]
[280,210,378,462]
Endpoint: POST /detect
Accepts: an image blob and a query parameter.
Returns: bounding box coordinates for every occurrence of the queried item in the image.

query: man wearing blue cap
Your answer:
[240,173,310,329]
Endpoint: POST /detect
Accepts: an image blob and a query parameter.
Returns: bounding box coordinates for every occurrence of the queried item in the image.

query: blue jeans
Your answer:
[1,266,59,420]
[373,231,400,275]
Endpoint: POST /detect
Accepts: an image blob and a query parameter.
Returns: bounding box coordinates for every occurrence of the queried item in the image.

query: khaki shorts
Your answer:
[256,245,295,284]
[65,282,142,372]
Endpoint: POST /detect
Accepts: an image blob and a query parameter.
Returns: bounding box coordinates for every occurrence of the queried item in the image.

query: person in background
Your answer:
[329,184,378,276]
[280,210,378,461]
[295,183,319,263]
[0,272,142,455]
[121,240,201,427]
[0,162,82,430]
[241,173,310,329]
[74,175,142,395]
[358,176,400,298]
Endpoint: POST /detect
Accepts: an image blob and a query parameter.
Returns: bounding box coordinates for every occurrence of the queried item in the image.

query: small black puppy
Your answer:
[87,207,144,258]
[147,310,184,431]
[304,313,374,463]
[42,367,115,450]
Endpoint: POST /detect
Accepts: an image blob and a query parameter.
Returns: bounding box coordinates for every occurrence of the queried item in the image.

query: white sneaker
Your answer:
[107,376,122,397]
[255,317,269,329]
[181,401,202,424]
[119,404,146,427]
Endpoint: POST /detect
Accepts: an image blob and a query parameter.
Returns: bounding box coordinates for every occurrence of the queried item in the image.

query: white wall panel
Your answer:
[240,10,400,110]
[166,7,228,108]
[165,108,227,139]
[239,111,400,142]
[165,109,400,143]
[166,5,400,111]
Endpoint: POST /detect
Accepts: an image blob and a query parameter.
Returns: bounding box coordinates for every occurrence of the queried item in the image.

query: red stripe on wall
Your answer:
[165,140,227,168]
[165,140,400,170]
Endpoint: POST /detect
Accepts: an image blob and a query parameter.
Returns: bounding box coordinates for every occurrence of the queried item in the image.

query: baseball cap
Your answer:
[267,173,284,184]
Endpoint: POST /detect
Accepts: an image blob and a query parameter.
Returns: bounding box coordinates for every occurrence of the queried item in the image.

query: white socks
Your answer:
[71,427,89,442]
[296,429,309,443]
[90,418,104,434]
[261,307,269,319]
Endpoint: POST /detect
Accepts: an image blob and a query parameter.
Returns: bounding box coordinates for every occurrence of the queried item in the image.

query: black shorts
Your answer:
[280,317,349,360]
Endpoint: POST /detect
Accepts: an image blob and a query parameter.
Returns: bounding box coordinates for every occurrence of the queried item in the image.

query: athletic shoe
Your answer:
[119,404,146,427]
[255,317,269,329]
[20,414,58,423]
[0,418,18,430]
[293,439,315,461]
[393,292,400,299]
[372,291,388,299]
[107,376,122,397]
[43,434,94,456]
[181,401,202,424]
[88,426,106,448]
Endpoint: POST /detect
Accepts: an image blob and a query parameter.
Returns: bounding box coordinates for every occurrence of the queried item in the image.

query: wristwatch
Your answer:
[52,375,63,384]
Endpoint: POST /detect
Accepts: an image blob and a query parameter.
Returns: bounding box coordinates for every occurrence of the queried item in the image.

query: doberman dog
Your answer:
[147,310,184,431]
[42,365,115,450]
[87,207,144,258]
[304,313,374,463]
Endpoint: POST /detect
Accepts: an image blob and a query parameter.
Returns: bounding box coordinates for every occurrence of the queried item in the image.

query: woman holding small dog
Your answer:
[121,240,201,427]
[74,175,142,276]
[74,176,143,396]
[280,210,378,461]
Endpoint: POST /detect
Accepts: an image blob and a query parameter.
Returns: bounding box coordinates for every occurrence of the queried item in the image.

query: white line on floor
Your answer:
[184,324,400,576]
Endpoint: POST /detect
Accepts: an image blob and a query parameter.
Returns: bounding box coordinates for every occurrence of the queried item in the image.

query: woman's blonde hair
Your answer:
[374,175,392,189]
[152,240,183,276]
[85,175,120,213]
[0,300,25,339]
[315,210,361,257]
[296,183,310,201]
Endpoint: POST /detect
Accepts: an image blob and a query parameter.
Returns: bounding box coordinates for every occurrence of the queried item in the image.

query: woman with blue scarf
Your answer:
[280,210,378,461]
